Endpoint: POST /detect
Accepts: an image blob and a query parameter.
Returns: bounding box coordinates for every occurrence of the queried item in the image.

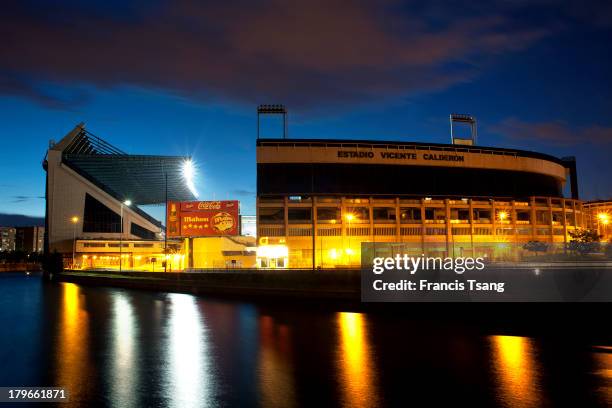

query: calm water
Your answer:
[0,272,611,407]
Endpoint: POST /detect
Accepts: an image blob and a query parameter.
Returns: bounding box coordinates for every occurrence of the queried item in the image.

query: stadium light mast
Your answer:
[450,114,477,145]
[257,104,288,139]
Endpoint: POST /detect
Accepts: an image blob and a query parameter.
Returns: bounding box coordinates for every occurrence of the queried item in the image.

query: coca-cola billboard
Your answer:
[167,200,239,237]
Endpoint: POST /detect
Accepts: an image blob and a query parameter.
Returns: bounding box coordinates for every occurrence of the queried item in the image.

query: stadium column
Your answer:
[530,197,537,240]
[562,200,568,247]
[312,197,317,269]
[395,198,400,242]
[469,199,475,257]
[512,200,518,253]
[548,197,554,243]
[420,199,426,255]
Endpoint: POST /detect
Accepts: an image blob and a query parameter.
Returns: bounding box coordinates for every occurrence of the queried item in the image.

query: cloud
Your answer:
[11,195,45,203]
[0,0,561,110]
[490,117,612,146]
[231,189,256,198]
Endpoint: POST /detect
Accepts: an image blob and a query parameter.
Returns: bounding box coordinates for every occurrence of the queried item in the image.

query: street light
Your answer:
[120,200,131,272]
[598,212,610,237]
[498,211,509,222]
[71,216,79,269]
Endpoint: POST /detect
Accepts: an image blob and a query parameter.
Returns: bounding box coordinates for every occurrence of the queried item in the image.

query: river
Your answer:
[0,272,610,407]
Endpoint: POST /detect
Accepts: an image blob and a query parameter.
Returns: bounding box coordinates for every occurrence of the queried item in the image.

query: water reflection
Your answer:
[165,293,215,408]
[336,312,380,408]
[489,335,542,408]
[593,347,612,406]
[56,283,90,397]
[258,315,296,408]
[110,293,138,408]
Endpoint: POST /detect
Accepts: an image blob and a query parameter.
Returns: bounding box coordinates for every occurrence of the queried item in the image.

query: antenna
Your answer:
[450,114,477,146]
[257,105,287,139]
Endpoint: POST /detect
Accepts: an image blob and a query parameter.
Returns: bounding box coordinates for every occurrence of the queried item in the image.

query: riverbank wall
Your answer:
[55,269,361,300]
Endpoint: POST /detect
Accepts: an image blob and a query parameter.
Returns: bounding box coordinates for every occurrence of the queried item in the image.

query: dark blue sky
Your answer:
[1,0,611,220]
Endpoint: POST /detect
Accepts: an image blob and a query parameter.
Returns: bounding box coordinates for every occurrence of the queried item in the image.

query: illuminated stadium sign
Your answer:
[167,200,240,237]
[337,150,464,162]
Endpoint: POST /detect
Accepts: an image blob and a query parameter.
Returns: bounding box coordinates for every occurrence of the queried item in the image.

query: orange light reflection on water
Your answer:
[490,335,542,408]
[592,347,612,406]
[56,283,90,398]
[258,315,296,408]
[337,312,380,408]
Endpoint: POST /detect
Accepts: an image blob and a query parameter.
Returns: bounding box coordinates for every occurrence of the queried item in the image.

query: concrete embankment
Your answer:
[55,269,361,300]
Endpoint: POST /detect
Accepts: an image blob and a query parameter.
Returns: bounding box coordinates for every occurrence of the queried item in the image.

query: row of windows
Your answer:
[259,207,578,224]
[258,226,569,237]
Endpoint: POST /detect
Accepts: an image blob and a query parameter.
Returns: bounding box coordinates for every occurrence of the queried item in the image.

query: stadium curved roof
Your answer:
[54,124,198,206]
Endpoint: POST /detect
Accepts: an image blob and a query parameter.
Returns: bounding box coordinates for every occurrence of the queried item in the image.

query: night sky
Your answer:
[1,0,611,221]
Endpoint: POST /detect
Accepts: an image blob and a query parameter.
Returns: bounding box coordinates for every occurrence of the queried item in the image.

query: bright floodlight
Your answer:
[183,159,199,198]
[123,200,132,206]
[71,216,79,224]
[598,212,610,225]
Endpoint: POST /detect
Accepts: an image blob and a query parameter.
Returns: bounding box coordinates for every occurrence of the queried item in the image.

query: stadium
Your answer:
[255,127,586,268]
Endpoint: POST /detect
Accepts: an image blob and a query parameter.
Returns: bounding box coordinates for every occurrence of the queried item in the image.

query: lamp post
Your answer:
[120,200,131,272]
[71,216,79,269]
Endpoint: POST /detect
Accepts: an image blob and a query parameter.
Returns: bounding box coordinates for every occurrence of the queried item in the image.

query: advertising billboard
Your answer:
[167,200,240,237]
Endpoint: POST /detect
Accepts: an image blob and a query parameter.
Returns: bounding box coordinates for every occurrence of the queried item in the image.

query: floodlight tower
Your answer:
[450,114,477,145]
[257,104,288,139]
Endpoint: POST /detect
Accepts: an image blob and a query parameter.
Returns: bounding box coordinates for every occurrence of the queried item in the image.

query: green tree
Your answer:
[567,229,601,255]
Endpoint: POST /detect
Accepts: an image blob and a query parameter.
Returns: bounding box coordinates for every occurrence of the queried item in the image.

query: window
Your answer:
[516,210,530,222]
[450,208,470,222]
[473,209,491,223]
[373,207,396,222]
[288,208,312,223]
[131,223,156,240]
[317,207,340,223]
[536,210,551,225]
[425,208,446,222]
[400,208,421,223]
[83,193,121,233]
[259,208,284,223]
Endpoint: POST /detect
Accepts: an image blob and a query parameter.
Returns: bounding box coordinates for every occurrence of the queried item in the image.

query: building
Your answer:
[256,138,586,268]
[15,226,44,253]
[43,123,198,268]
[0,227,16,252]
[584,200,612,241]
[240,215,257,237]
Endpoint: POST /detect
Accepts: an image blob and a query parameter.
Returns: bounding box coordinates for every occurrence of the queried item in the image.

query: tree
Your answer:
[567,229,601,256]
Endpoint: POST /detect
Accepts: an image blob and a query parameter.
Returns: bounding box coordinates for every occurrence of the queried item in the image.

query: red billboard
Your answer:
[167,200,239,237]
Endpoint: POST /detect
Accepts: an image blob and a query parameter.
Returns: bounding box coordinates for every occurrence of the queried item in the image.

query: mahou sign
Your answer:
[166,200,239,237]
